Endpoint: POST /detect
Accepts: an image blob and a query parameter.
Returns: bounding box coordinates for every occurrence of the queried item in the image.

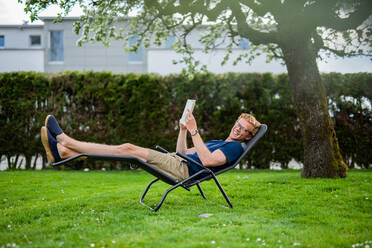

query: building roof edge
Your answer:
[0,24,44,28]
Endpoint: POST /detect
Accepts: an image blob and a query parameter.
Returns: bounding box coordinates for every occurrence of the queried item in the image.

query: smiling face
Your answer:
[227,117,255,142]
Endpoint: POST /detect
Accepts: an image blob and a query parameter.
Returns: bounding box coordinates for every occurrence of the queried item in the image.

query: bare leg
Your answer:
[56,133,149,161]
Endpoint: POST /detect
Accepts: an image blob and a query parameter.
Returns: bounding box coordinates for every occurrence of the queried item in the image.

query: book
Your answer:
[180,99,196,126]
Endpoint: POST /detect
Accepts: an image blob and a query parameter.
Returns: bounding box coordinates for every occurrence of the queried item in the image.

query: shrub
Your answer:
[0,71,370,169]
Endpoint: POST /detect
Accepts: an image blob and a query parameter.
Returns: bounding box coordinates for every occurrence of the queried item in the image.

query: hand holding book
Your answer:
[180,99,196,126]
[184,110,198,132]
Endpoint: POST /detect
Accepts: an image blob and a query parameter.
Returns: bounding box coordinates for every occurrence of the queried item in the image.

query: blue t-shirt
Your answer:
[185,140,244,176]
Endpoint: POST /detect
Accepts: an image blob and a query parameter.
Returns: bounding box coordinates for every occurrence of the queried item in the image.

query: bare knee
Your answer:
[118,143,148,161]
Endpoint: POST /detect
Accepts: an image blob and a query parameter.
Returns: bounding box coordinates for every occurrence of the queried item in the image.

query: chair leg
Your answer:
[196,183,207,200]
[140,178,159,210]
[153,184,181,211]
[145,170,210,211]
[139,178,183,212]
[211,174,233,208]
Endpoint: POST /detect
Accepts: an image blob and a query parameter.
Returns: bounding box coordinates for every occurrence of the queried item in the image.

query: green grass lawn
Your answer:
[0,169,371,248]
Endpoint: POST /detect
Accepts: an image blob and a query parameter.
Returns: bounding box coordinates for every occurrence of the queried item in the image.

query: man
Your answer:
[41,111,261,180]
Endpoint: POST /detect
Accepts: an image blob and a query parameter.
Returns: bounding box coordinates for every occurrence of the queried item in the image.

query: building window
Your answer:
[0,35,4,47]
[165,36,175,48]
[128,36,143,62]
[49,31,64,62]
[30,35,41,46]
[239,38,250,49]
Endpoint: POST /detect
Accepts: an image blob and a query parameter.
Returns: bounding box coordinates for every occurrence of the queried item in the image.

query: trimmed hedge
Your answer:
[0,71,371,169]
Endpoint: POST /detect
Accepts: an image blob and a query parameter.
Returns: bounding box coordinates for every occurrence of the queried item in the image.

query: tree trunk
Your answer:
[281,43,347,178]
[25,156,31,170]
[281,162,288,170]
[42,155,47,169]
[6,155,11,170]
[14,155,19,169]
[32,154,38,170]
[350,154,355,169]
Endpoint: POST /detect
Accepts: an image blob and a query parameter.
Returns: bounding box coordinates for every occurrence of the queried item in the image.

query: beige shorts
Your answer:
[147,149,189,181]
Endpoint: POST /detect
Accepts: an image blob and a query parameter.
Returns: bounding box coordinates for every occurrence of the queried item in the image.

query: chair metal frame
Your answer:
[52,124,267,211]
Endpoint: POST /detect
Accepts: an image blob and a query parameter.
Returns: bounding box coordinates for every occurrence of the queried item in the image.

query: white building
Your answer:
[0,17,286,74]
[0,24,44,72]
[0,17,370,74]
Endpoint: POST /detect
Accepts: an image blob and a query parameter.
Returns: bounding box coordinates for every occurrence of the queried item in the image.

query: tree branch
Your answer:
[321,46,354,57]
[228,1,278,45]
[238,0,267,17]
[203,1,229,21]
[226,15,239,39]
[307,0,372,31]
[312,30,324,53]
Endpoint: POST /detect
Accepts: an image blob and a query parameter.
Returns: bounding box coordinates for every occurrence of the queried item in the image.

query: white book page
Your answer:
[180,99,196,126]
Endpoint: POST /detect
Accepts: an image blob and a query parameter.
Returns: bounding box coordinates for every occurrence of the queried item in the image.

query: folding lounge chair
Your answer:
[52,124,267,211]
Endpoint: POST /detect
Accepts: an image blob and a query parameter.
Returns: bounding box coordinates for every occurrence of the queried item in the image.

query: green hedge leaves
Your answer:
[0,71,370,169]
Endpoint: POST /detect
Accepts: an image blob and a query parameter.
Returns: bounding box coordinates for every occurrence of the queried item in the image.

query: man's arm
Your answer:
[185,111,227,167]
[176,122,196,154]
[176,124,188,153]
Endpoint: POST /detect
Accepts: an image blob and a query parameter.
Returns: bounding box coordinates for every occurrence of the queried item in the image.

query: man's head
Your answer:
[227,113,261,142]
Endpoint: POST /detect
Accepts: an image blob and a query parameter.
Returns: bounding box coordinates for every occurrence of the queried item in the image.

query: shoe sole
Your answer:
[40,126,55,163]
[44,116,85,162]
[45,114,51,128]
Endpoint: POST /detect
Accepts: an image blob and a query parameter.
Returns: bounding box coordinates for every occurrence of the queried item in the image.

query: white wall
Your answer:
[318,56,372,73]
[0,25,44,72]
[0,49,44,72]
[42,19,147,73]
[147,49,287,75]
[0,27,43,49]
[148,49,372,75]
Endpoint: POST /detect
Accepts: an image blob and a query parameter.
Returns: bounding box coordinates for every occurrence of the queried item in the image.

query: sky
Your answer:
[0,0,83,24]
[0,0,371,73]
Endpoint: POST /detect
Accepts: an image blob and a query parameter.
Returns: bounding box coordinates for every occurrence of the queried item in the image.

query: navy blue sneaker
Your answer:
[45,115,63,138]
[41,126,61,163]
